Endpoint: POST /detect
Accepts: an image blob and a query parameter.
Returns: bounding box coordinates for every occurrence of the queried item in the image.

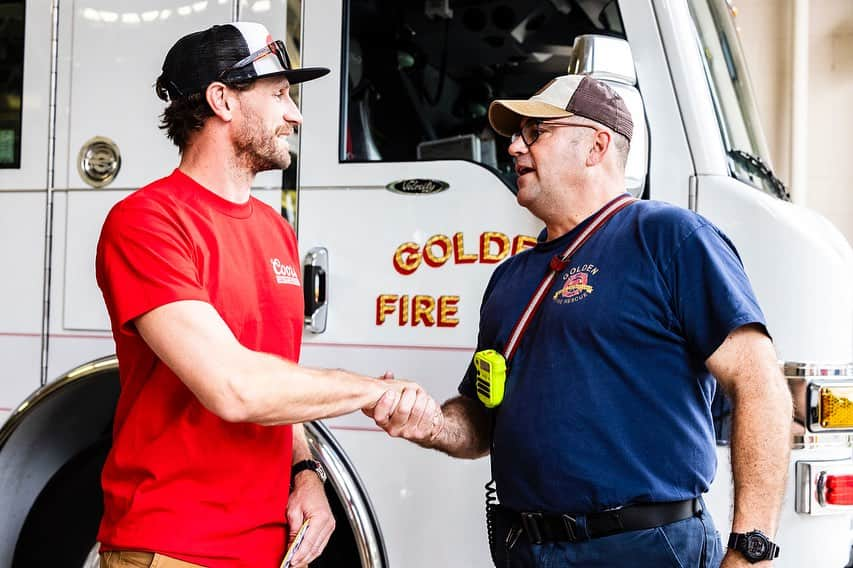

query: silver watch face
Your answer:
[315,461,328,483]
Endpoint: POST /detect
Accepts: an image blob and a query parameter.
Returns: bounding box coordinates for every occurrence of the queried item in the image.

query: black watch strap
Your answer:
[728,531,780,562]
[291,459,327,484]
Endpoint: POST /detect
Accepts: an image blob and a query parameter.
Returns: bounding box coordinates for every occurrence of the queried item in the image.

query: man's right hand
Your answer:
[364,374,445,445]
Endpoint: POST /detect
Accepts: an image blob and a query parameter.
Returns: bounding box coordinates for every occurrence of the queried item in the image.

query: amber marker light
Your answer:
[819,386,853,429]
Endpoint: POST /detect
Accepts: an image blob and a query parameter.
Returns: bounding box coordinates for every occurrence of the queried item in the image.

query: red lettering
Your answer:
[398,294,410,326]
[437,296,460,327]
[393,242,422,275]
[481,232,510,263]
[423,234,452,268]
[453,232,478,264]
[376,294,398,325]
[512,235,538,255]
[413,295,436,327]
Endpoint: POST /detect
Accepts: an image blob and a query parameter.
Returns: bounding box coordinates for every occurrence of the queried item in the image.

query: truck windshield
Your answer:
[688,0,789,199]
[342,0,626,189]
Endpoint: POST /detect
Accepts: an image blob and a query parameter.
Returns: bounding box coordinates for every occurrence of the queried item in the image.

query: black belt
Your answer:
[506,498,701,544]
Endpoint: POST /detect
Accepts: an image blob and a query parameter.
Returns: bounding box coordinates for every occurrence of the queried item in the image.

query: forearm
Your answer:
[706,325,793,538]
[286,425,335,565]
[422,396,491,459]
[728,367,792,535]
[229,350,388,425]
[291,423,312,462]
[135,301,391,426]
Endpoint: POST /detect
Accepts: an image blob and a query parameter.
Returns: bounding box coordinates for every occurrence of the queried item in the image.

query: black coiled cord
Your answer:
[485,478,499,565]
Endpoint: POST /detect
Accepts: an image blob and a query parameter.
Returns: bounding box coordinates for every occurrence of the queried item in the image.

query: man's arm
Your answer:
[286,424,334,568]
[705,324,792,565]
[370,391,492,459]
[135,300,414,425]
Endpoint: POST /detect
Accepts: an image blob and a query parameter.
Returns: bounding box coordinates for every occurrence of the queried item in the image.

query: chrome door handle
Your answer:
[303,247,328,333]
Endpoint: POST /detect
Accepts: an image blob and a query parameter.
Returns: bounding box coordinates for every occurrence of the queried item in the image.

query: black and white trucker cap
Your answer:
[158,21,329,100]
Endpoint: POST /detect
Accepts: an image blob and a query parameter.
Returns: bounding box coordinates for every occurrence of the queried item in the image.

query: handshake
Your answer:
[362,372,446,447]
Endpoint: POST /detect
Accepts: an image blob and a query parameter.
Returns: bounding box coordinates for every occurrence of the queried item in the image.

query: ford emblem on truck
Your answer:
[386,179,449,195]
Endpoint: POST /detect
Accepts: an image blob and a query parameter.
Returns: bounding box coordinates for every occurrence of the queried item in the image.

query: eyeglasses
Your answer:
[511,120,598,147]
[217,40,292,82]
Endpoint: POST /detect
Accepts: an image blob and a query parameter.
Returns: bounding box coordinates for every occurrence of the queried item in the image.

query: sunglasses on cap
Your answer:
[217,39,292,82]
[511,119,598,147]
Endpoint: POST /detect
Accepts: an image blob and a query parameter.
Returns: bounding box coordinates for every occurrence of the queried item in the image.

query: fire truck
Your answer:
[1,0,852,566]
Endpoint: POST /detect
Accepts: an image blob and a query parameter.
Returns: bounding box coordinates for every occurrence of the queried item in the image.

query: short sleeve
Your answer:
[666,223,767,360]
[96,203,210,335]
[457,262,509,399]
[458,357,479,399]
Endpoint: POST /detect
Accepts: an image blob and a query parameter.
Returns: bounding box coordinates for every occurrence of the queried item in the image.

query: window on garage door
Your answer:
[0,0,24,169]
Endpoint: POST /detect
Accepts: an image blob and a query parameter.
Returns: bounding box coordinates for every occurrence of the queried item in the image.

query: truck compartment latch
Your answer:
[303,247,328,334]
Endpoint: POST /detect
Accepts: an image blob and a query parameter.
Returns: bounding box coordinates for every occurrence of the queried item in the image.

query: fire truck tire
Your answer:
[12,440,365,567]
[0,357,387,568]
[12,435,109,567]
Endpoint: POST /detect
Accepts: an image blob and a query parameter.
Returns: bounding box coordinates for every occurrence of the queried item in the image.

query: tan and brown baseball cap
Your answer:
[488,75,633,142]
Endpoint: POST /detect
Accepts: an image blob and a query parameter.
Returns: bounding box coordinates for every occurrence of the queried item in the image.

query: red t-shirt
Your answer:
[95,169,303,567]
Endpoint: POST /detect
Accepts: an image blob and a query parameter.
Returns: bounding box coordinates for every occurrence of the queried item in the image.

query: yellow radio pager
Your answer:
[474,349,507,408]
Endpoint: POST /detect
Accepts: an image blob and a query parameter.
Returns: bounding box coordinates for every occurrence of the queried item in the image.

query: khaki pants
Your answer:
[100,551,205,568]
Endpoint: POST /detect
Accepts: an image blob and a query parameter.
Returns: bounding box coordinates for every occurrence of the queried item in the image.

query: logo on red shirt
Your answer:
[270,258,300,286]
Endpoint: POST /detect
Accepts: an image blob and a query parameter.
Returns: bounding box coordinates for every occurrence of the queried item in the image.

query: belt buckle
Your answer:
[520,512,543,544]
[693,498,703,515]
[604,509,625,533]
[560,514,578,542]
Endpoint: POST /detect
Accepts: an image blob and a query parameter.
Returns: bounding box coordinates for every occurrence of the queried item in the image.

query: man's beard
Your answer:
[233,108,292,174]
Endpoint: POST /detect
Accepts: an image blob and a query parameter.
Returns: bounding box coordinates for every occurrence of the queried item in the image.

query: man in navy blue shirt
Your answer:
[366,75,791,567]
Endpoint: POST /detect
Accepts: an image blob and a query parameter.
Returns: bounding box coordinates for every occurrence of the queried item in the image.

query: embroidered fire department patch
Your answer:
[553,264,598,304]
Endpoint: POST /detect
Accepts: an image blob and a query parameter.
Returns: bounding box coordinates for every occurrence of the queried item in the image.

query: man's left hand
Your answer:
[286,470,335,567]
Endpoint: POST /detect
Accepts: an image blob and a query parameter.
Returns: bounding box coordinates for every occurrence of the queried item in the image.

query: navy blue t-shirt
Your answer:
[459,197,766,514]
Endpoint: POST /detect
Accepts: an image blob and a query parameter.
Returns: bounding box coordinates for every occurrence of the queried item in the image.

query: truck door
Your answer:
[49,0,287,380]
[296,1,645,566]
[0,0,50,418]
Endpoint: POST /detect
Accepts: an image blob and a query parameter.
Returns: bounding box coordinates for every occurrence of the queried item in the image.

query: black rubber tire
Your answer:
[11,436,361,567]
[12,436,109,567]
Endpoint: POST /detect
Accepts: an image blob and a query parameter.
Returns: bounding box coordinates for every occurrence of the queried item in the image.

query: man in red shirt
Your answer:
[95,22,437,568]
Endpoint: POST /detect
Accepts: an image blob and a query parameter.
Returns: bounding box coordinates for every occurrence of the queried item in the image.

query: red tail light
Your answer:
[823,475,853,505]
[797,460,853,514]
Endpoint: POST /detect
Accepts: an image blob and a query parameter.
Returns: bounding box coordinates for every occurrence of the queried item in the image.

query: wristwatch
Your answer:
[728,530,780,563]
[291,459,328,485]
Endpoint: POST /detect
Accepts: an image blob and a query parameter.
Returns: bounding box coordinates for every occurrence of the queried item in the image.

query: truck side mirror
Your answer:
[569,35,649,197]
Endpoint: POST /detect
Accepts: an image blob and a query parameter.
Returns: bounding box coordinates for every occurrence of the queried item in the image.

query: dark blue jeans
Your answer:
[492,505,723,567]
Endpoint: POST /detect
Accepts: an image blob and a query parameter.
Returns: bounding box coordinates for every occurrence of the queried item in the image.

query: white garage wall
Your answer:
[737,0,853,245]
